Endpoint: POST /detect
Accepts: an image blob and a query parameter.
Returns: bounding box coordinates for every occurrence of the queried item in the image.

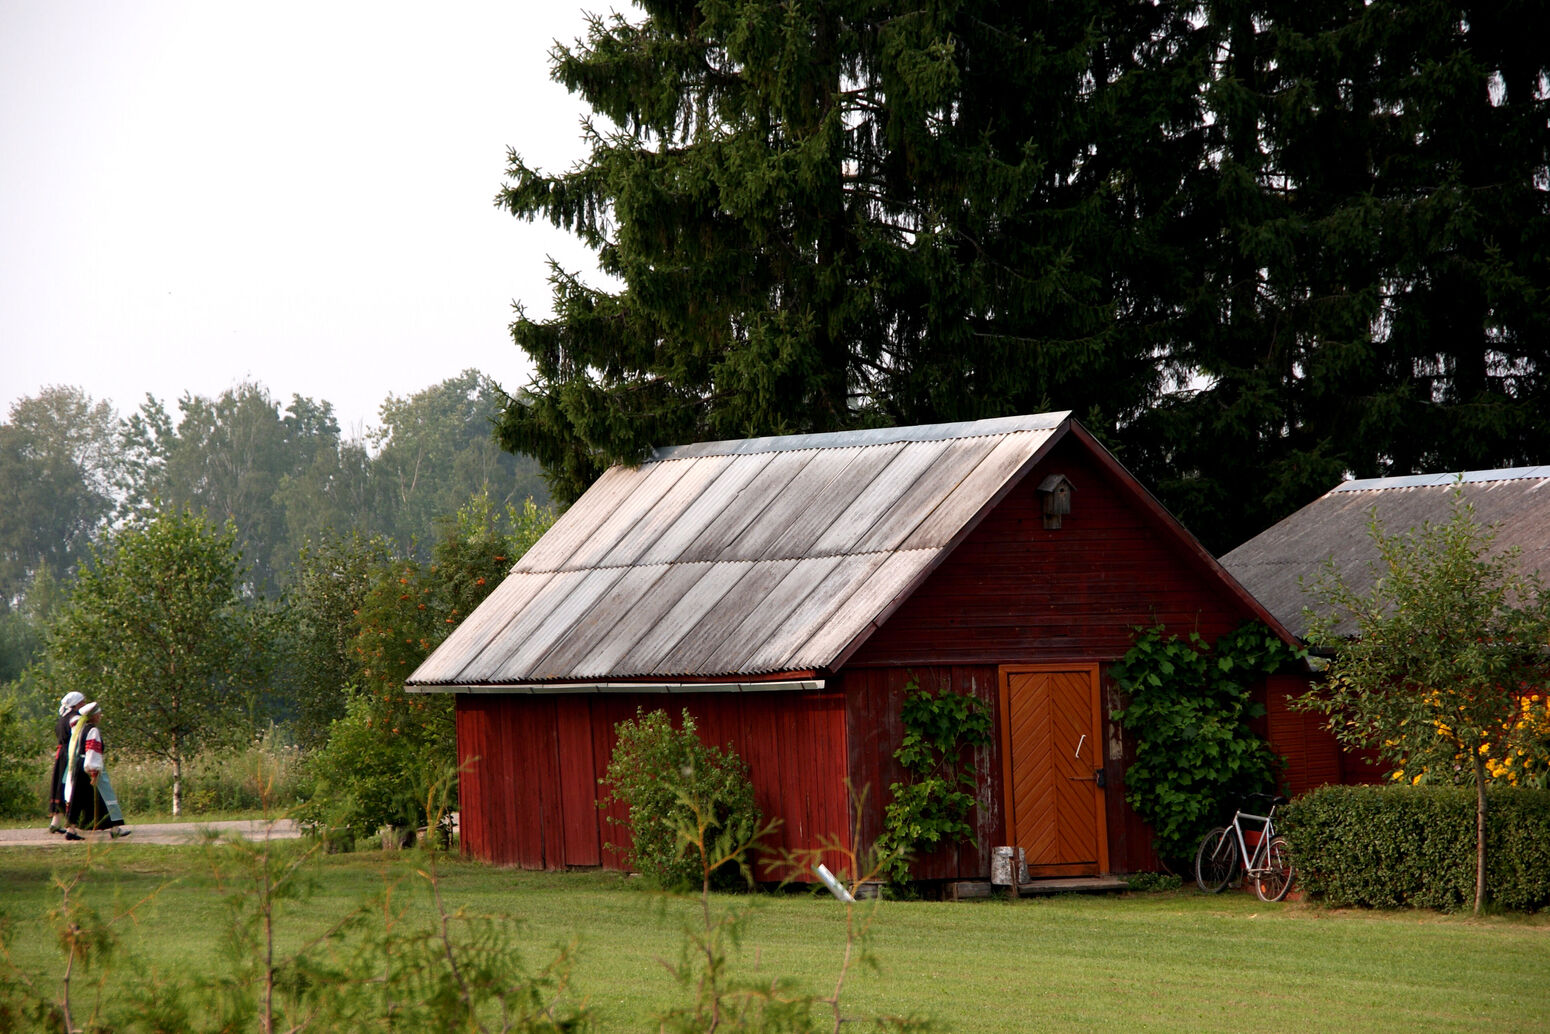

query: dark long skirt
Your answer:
[48,746,69,815]
[49,710,77,815]
[65,766,123,831]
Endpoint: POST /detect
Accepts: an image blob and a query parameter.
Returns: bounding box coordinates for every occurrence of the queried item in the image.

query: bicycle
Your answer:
[1194,793,1295,902]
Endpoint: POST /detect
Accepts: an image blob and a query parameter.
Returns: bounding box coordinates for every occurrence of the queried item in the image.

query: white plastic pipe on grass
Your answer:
[814,863,855,903]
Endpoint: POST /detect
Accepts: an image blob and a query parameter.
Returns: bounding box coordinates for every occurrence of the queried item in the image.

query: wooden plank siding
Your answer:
[456,691,850,876]
[840,666,1001,881]
[841,434,1266,877]
[444,418,1347,882]
[848,434,1250,668]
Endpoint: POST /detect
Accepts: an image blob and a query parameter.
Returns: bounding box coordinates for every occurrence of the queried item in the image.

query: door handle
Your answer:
[1073,733,1086,760]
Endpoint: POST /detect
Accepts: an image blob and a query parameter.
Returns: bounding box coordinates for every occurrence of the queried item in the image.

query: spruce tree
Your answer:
[499,1,1550,545]
[496,0,1164,501]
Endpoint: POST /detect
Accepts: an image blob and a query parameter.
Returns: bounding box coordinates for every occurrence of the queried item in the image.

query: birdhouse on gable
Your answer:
[1037,474,1074,529]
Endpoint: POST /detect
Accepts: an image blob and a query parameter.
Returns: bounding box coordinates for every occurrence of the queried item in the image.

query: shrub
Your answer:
[600,708,762,891]
[0,695,37,819]
[1124,872,1182,893]
[295,694,447,842]
[1281,784,1550,911]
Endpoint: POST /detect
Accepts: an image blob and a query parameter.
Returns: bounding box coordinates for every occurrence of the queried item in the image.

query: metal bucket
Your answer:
[991,846,1027,885]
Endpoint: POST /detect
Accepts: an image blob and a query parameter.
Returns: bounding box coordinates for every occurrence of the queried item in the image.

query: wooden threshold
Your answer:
[1015,875,1128,895]
[948,875,1129,900]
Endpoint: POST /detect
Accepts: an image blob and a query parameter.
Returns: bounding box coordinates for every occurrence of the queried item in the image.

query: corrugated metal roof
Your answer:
[1221,466,1550,638]
[1332,466,1550,493]
[409,412,1070,689]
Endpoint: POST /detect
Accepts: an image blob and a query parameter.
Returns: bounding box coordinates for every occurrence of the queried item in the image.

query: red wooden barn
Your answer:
[407,412,1323,879]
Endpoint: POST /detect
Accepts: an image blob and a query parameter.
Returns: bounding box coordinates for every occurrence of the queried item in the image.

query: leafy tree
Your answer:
[273,437,379,563]
[116,386,352,595]
[0,563,64,688]
[0,694,34,818]
[0,562,71,758]
[370,370,549,552]
[45,509,259,815]
[0,387,121,603]
[278,531,396,749]
[302,494,554,840]
[1299,490,1550,913]
[1110,0,1550,552]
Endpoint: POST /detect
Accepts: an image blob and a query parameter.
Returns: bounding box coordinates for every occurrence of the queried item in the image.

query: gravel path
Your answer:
[0,818,302,848]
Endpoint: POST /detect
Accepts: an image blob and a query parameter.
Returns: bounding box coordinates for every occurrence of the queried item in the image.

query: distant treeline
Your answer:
[0,370,548,609]
[0,372,551,824]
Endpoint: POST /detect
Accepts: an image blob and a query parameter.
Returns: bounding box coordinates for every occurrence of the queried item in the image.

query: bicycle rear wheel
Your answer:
[1195,827,1236,893]
[1255,836,1294,902]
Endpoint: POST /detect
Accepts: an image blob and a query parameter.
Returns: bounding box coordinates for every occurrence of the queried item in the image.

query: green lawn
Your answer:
[1,843,1545,1033]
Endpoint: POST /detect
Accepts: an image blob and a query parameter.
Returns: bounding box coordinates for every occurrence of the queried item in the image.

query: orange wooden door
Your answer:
[999,665,1109,877]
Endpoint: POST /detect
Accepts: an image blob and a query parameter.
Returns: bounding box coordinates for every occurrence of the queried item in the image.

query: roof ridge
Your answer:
[1332,466,1550,493]
[649,412,1071,461]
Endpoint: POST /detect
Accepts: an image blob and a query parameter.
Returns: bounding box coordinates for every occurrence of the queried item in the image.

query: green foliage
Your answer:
[0,779,922,1034]
[1299,490,1550,911]
[298,694,441,843]
[874,682,993,885]
[109,374,549,597]
[501,1,1550,561]
[1124,872,1183,894]
[497,1,1152,503]
[0,695,35,819]
[278,530,395,749]
[371,370,551,557]
[600,709,763,891]
[119,384,351,595]
[0,386,119,602]
[300,493,555,841]
[654,791,923,1034]
[106,733,308,818]
[44,507,261,816]
[1281,785,1550,912]
[1300,492,1550,776]
[0,813,589,1033]
[1111,623,1300,863]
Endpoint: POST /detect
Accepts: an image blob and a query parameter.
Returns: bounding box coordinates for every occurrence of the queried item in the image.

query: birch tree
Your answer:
[46,509,255,815]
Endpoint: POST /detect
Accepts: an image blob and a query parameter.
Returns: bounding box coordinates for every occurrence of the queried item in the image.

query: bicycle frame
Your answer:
[1227,805,1278,878]
[1196,793,1294,901]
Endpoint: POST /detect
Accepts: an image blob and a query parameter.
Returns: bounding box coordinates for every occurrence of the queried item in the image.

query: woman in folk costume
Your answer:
[47,691,85,833]
[63,701,130,840]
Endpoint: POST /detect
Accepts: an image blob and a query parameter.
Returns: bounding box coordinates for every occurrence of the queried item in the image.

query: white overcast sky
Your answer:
[1,1,617,439]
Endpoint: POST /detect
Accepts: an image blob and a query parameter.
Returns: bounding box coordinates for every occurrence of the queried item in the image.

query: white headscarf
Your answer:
[58,691,85,717]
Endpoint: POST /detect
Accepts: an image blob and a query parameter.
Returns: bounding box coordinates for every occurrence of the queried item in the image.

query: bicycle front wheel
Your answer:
[1195,827,1236,893]
[1255,836,1294,902]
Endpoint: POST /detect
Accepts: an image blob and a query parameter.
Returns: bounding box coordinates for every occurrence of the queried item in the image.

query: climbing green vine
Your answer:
[1110,623,1303,863]
[875,681,993,885]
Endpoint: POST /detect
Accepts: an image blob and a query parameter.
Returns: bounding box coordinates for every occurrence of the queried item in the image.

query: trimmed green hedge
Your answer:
[1280,785,1550,912]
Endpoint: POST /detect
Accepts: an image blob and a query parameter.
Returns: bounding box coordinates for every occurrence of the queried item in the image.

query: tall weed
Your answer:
[107,729,307,818]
